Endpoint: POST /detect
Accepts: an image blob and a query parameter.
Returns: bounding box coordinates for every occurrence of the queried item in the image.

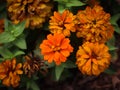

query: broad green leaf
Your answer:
[13,34,27,49]
[0,47,13,59]
[4,19,26,37]
[114,25,120,34]
[110,13,120,25]
[63,60,76,68]
[66,1,85,7]
[55,65,64,81]
[0,32,15,43]
[13,50,25,57]
[12,20,26,37]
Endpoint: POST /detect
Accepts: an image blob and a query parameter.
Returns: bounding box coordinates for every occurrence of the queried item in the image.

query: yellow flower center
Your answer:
[51,45,61,51]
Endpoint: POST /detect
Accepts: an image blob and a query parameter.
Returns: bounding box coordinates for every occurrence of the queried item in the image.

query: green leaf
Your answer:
[63,60,76,68]
[0,47,13,59]
[55,65,64,81]
[104,68,116,75]
[0,20,26,43]
[114,25,120,34]
[27,80,40,90]
[107,36,117,51]
[58,3,65,13]
[13,34,27,49]
[110,50,118,62]
[31,82,40,90]
[66,1,85,7]
[4,19,26,37]
[4,19,9,31]
[13,50,25,57]
[110,13,120,25]
[12,20,26,37]
[0,32,16,43]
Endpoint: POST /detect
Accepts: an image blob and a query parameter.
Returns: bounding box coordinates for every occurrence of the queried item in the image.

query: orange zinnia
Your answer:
[76,5,114,43]
[76,42,111,75]
[49,10,76,37]
[40,33,73,65]
[7,0,53,28]
[0,58,23,87]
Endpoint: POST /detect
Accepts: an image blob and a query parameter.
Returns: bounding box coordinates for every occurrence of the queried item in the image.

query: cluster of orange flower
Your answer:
[0,0,53,87]
[40,5,114,76]
[0,0,114,88]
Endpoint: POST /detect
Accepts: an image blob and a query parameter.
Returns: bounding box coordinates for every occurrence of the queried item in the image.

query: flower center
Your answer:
[92,20,97,25]
[91,52,98,59]
[51,46,60,51]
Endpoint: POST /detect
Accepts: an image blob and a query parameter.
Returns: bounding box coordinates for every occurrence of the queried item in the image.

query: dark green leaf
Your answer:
[13,34,27,49]
[0,32,15,43]
[107,36,116,51]
[0,47,13,59]
[31,82,40,90]
[63,60,76,68]
[110,13,120,25]
[104,68,116,75]
[114,25,120,34]
[55,65,64,81]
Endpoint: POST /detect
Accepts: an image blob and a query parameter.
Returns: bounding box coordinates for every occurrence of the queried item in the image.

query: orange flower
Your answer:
[7,0,53,29]
[49,10,76,37]
[76,5,114,43]
[0,58,23,87]
[76,42,111,75]
[0,19,4,34]
[40,33,73,65]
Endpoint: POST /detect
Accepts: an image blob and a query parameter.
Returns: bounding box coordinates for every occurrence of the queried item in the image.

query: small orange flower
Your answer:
[0,58,23,87]
[40,33,73,65]
[49,10,76,37]
[76,5,114,43]
[76,42,111,75]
